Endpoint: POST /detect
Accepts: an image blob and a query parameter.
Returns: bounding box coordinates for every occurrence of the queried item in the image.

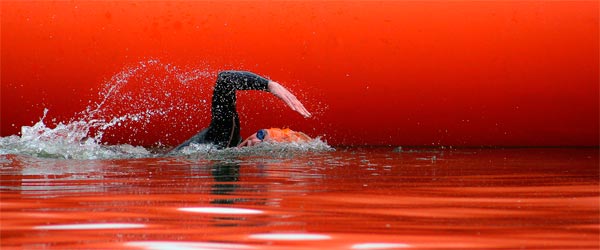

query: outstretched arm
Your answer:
[212,71,311,121]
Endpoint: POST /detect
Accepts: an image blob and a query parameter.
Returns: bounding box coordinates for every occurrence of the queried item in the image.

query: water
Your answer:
[1,61,598,248]
[1,148,598,249]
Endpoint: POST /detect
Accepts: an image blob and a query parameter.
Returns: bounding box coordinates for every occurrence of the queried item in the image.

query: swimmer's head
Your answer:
[239,128,311,147]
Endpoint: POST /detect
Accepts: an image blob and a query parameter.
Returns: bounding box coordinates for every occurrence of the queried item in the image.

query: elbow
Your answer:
[217,71,235,82]
[215,71,237,92]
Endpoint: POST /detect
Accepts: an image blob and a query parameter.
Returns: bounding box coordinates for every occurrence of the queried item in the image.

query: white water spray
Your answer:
[0,60,331,159]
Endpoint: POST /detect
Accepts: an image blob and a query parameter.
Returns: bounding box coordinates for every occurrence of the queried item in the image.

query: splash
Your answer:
[0,108,152,159]
[0,110,332,159]
[78,59,213,145]
[0,59,331,159]
[0,59,213,159]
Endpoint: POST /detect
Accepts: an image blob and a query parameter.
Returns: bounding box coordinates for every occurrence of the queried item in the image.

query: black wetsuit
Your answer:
[172,71,270,151]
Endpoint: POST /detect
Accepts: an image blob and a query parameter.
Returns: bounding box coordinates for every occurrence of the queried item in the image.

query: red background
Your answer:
[1,1,598,147]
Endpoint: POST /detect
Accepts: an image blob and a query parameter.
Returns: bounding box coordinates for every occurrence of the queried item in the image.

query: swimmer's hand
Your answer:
[268,81,311,118]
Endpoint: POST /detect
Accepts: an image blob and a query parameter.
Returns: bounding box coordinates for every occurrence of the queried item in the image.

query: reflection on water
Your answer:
[1,148,598,249]
[35,223,146,230]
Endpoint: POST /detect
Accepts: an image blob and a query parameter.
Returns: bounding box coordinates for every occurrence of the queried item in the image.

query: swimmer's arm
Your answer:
[211,71,270,123]
[218,71,311,118]
[216,71,270,91]
[208,71,270,147]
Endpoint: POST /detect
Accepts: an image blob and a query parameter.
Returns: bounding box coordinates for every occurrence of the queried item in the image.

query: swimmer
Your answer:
[172,71,311,151]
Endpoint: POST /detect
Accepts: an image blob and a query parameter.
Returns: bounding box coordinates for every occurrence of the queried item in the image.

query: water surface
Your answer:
[1,148,598,249]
